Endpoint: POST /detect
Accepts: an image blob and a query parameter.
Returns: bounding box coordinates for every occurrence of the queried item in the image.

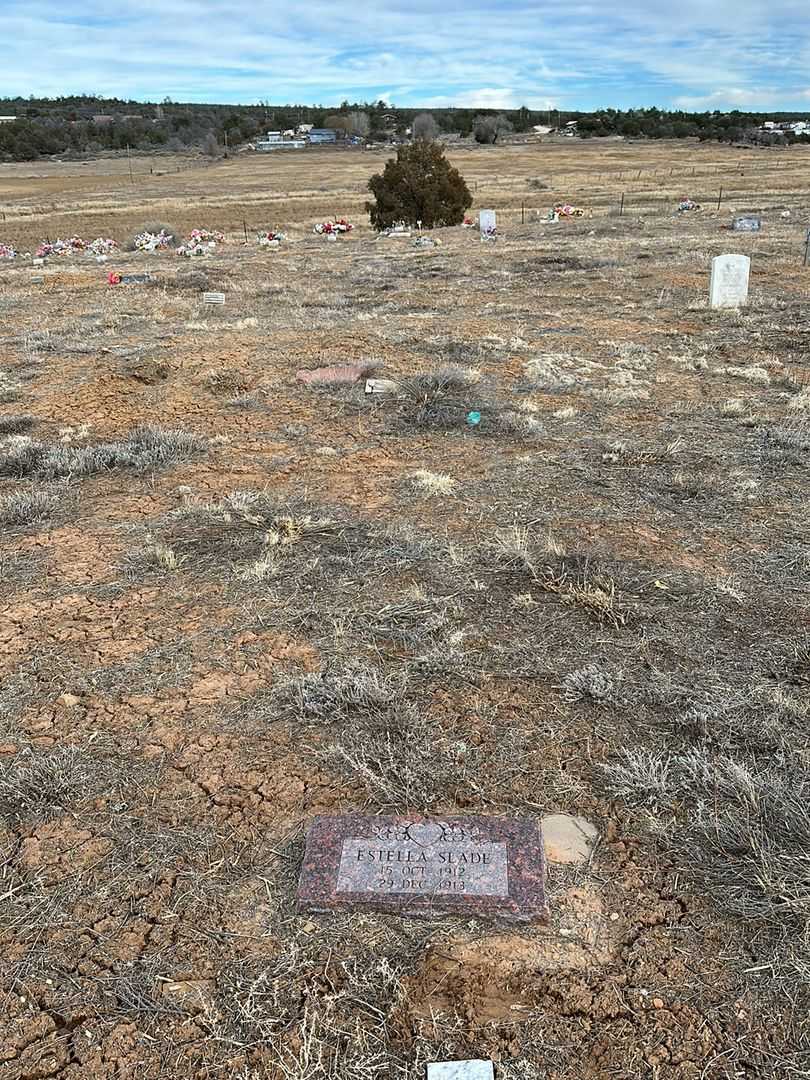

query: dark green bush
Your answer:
[366,142,471,230]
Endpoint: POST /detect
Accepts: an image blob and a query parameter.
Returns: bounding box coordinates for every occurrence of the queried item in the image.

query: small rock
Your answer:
[542,813,598,863]
[652,997,665,1009]
[58,693,82,708]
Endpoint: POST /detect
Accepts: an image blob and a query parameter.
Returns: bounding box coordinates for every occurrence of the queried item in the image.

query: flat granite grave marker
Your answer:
[732,215,761,232]
[710,253,750,308]
[203,291,226,304]
[297,815,547,922]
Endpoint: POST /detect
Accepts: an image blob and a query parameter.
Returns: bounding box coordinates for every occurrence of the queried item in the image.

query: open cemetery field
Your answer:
[0,139,809,1079]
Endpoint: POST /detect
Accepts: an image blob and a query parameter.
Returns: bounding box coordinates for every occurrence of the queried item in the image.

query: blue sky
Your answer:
[3,0,810,111]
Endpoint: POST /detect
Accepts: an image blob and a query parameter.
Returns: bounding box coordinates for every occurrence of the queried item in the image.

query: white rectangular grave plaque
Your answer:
[710,254,750,309]
[203,292,225,305]
[335,837,508,897]
[428,1063,495,1080]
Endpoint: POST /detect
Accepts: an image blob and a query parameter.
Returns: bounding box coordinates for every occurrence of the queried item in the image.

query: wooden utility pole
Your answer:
[126,144,134,184]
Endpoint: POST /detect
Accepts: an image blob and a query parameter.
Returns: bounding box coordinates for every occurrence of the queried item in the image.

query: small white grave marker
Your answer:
[427,1062,494,1080]
[203,292,225,305]
[365,378,398,394]
[710,254,750,308]
[479,209,496,237]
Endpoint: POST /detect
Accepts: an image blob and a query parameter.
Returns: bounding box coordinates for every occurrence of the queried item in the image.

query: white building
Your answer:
[0,116,17,124]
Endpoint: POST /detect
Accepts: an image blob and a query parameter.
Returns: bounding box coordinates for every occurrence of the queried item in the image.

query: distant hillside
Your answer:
[1,96,808,161]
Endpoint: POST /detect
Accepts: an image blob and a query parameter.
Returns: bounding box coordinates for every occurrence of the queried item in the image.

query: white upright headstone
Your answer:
[710,254,750,309]
[479,209,496,237]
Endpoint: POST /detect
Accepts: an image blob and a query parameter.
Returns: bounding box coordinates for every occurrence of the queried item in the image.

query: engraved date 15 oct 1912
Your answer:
[335,838,509,897]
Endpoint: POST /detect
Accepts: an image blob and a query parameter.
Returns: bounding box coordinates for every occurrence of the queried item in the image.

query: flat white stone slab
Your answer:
[542,813,598,863]
[428,1061,494,1080]
[365,378,398,394]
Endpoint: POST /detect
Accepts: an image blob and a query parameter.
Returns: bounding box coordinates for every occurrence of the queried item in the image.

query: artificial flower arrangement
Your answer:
[86,237,118,256]
[0,243,16,259]
[314,219,352,234]
[35,237,86,257]
[677,198,701,213]
[257,230,286,246]
[176,229,225,257]
[179,229,223,254]
[554,204,585,218]
[462,217,476,228]
[133,229,173,252]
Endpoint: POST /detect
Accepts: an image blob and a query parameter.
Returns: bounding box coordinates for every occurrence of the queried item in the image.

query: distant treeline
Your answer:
[576,107,810,143]
[1,96,808,161]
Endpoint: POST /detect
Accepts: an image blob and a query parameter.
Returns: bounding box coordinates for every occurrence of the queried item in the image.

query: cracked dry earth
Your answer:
[1,144,809,1079]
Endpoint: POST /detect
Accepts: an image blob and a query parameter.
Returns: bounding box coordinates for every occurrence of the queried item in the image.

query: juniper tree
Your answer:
[366,141,471,229]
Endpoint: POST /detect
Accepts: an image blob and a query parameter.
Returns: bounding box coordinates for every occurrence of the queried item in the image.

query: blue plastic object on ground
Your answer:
[466,411,481,426]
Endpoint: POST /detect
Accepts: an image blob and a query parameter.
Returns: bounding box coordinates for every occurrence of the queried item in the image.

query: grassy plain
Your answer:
[0,139,809,1079]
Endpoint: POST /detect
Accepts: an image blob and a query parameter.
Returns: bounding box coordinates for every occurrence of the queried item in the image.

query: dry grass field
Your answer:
[1,140,809,1080]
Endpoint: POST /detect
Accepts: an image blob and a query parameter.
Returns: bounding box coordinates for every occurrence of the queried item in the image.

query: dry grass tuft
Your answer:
[409,469,457,495]
[0,425,207,479]
[0,414,36,435]
[0,746,119,823]
[0,488,58,526]
[600,748,810,988]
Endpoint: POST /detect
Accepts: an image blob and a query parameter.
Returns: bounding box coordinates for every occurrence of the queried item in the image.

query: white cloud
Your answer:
[673,87,782,109]
[1,0,810,109]
[422,88,558,110]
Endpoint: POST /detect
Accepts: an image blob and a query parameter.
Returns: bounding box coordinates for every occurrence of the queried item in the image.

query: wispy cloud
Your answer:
[3,0,810,110]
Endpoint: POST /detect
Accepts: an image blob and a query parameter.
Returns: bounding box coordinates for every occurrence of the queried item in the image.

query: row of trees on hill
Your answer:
[577,107,810,144]
[1,96,809,161]
[0,96,550,160]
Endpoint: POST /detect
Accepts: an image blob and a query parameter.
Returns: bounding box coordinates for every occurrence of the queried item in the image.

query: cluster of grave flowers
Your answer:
[33,236,118,257]
[87,237,118,255]
[257,230,287,247]
[35,236,84,257]
[0,243,16,259]
[176,228,225,256]
[314,219,352,234]
[133,229,174,252]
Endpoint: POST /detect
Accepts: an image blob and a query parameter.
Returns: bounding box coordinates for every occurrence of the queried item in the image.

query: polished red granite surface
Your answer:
[297,815,548,922]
